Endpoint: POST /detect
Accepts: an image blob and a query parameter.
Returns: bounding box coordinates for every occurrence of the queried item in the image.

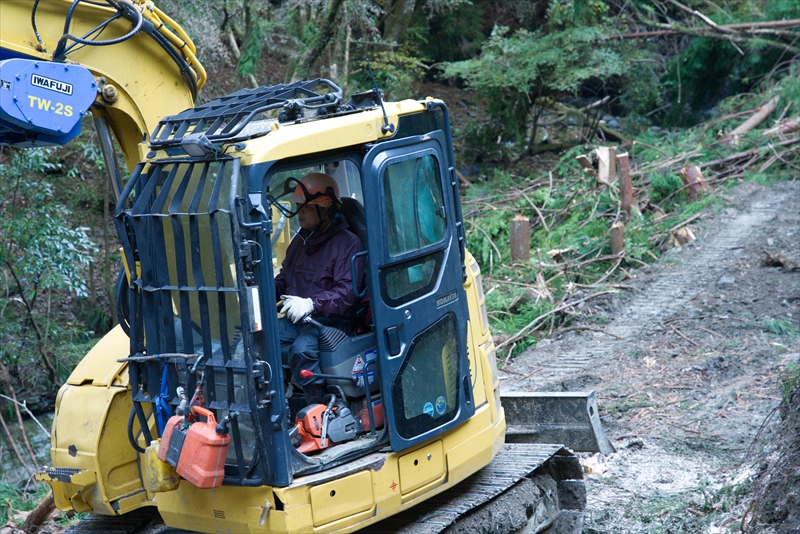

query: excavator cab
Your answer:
[113,80,479,495]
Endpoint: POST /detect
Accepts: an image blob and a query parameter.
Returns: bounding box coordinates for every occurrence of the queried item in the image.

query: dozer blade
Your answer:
[501,390,615,454]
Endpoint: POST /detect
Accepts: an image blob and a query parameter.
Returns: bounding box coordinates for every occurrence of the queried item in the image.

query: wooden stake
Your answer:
[617,152,633,216]
[510,215,531,262]
[610,220,625,256]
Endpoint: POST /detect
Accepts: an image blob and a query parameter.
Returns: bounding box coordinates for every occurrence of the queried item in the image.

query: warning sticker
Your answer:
[352,354,365,374]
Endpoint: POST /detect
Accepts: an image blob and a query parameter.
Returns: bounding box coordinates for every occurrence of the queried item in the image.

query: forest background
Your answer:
[0,0,798,531]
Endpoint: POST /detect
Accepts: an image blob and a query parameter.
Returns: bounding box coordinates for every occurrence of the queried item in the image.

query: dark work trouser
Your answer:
[278,316,353,404]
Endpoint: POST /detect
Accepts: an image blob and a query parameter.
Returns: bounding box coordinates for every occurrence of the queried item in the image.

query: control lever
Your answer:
[302,315,347,351]
[299,369,356,383]
[319,394,336,448]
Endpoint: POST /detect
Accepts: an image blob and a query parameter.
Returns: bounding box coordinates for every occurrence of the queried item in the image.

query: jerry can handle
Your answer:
[190,405,216,424]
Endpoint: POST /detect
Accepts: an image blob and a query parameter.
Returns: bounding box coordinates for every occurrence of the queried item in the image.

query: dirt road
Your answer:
[503,180,800,533]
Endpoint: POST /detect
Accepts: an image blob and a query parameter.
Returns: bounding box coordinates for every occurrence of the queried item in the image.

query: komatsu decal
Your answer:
[31,74,73,95]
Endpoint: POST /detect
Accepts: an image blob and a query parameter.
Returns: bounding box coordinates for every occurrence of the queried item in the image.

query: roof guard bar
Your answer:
[149,79,344,149]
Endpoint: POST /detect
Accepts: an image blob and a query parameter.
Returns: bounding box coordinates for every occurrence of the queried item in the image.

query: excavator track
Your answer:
[372,443,585,534]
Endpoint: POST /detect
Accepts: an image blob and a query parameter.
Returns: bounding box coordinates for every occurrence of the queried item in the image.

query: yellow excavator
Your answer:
[0,1,612,532]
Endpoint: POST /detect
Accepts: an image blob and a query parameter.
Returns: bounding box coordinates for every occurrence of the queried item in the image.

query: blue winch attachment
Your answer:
[0,58,98,146]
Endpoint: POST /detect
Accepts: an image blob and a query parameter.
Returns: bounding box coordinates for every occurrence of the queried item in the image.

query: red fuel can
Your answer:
[157,415,186,466]
[176,406,230,489]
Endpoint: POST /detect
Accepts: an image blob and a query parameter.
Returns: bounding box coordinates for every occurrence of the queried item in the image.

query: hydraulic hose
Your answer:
[53,0,143,61]
[127,406,147,454]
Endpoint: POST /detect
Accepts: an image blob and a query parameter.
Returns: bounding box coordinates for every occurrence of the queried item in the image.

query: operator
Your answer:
[275,173,364,406]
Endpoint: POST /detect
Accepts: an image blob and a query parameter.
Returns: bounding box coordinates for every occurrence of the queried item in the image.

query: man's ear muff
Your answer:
[328,204,344,226]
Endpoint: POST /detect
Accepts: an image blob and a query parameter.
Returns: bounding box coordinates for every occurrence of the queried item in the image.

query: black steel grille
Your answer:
[115,157,265,483]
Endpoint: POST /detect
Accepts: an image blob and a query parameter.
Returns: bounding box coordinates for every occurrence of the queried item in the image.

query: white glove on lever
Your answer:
[280,295,314,324]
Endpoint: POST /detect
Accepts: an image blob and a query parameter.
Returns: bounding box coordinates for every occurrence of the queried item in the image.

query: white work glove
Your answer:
[280,295,314,324]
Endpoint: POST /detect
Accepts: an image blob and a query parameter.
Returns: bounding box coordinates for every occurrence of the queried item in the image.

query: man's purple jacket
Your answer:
[275,220,365,317]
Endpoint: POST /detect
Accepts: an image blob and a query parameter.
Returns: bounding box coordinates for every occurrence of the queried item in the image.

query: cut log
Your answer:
[721,96,780,145]
[510,215,531,263]
[595,146,616,186]
[575,154,597,175]
[668,226,696,248]
[610,221,625,256]
[763,117,799,137]
[617,152,634,216]
[679,165,711,200]
[20,493,55,531]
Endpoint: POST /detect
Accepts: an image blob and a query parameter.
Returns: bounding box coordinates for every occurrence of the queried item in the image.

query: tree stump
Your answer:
[510,215,531,262]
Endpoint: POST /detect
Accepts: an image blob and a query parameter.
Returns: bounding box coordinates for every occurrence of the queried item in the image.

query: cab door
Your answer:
[362,129,475,451]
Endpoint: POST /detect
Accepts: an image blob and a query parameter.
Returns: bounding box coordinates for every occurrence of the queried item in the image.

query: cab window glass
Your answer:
[380,251,443,307]
[383,154,445,257]
[391,313,460,439]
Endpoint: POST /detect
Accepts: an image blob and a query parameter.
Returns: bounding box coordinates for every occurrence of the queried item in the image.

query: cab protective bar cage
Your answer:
[149,79,343,149]
[113,157,272,486]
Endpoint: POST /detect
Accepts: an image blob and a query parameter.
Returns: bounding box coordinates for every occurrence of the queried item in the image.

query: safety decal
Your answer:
[423,402,434,416]
[355,370,375,388]
[435,396,446,415]
[352,353,364,374]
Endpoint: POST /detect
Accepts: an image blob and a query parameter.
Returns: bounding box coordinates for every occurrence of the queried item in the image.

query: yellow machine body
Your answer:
[35,83,507,530]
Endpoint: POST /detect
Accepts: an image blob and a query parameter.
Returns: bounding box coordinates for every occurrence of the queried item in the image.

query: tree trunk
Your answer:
[610,221,625,256]
[383,0,417,44]
[292,0,346,82]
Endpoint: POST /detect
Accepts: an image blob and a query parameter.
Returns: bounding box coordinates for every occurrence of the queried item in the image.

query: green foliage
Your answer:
[779,364,800,406]
[546,0,610,29]
[464,205,513,268]
[0,481,51,526]
[443,25,625,143]
[761,317,798,336]
[0,147,99,390]
[415,1,485,63]
[0,149,97,299]
[649,172,683,203]
[351,50,427,101]
[657,1,800,126]
[238,20,269,78]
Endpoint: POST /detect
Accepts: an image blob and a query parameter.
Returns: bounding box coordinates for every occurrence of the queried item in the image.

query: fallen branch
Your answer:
[0,394,49,438]
[19,492,55,532]
[496,290,618,350]
[720,95,780,145]
[455,169,473,188]
[668,324,699,347]
[465,220,503,264]
[0,405,34,478]
[698,136,800,169]
[517,189,550,233]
